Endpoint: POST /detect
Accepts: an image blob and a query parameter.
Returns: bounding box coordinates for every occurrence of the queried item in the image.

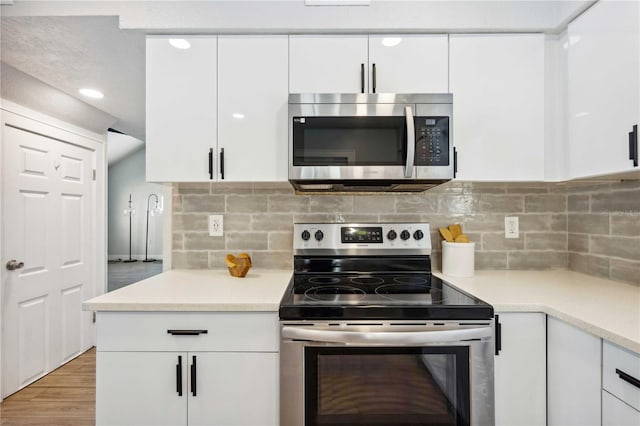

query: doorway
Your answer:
[106,130,164,292]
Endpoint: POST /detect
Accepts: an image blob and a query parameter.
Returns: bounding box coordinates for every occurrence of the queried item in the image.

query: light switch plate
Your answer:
[209,215,223,237]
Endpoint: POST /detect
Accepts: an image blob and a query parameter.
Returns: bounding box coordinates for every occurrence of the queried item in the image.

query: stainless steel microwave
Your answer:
[288,93,454,192]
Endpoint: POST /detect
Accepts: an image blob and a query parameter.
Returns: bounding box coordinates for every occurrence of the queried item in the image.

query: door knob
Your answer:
[6,260,24,270]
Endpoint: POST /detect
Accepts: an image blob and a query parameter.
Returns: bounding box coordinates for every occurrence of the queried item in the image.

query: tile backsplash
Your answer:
[172,180,637,277]
[566,180,640,285]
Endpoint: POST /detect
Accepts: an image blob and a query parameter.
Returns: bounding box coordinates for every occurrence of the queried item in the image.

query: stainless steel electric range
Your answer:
[279,223,496,426]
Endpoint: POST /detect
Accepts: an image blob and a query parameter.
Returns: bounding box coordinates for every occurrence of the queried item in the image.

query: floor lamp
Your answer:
[143,193,162,262]
[123,193,137,263]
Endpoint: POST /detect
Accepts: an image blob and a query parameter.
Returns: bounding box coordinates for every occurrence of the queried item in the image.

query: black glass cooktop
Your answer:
[279,274,494,321]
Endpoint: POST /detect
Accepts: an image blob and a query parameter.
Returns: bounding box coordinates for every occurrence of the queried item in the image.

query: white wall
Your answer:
[108,146,164,260]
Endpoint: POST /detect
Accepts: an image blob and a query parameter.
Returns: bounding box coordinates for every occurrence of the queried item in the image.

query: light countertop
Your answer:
[84,268,639,353]
[83,269,292,312]
[434,270,640,353]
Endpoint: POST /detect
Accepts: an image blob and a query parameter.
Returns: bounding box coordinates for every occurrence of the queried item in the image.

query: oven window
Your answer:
[293,117,406,166]
[305,347,470,426]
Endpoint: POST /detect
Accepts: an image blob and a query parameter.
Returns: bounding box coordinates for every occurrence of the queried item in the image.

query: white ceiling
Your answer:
[1,15,146,140]
[0,1,594,148]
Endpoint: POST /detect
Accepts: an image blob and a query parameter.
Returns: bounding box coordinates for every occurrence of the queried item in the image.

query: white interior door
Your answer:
[2,122,95,398]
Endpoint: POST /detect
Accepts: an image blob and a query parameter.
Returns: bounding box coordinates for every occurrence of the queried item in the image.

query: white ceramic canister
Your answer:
[441,241,475,277]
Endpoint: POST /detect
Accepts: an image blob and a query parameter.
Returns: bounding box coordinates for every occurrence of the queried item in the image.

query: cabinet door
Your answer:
[603,391,640,426]
[547,317,601,425]
[218,36,288,182]
[368,35,448,94]
[567,0,639,178]
[146,36,217,182]
[188,352,279,426]
[289,35,369,93]
[96,351,187,426]
[494,313,546,426]
[449,34,545,181]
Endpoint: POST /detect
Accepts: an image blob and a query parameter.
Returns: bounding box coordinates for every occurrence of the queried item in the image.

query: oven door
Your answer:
[280,322,494,426]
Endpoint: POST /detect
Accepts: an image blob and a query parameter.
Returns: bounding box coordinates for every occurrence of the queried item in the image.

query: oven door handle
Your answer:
[281,326,492,345]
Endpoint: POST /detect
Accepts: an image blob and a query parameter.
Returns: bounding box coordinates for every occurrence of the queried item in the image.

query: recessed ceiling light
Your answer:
[232,113,245,119]
[169,38,191,49]
[79,88,104,99]
[382,37,402,47]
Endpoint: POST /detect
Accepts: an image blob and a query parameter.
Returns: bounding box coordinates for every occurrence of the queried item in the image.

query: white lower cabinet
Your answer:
[97,351,278,426]
[494,313,546,425]
[547,316,602,425]
[97,352,187,426]
[602,340,640,425]
[603,391,640,426]
[95,312,279,426]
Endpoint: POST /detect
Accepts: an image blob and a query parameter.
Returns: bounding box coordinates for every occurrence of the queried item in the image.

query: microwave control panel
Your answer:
[415,117,449,166]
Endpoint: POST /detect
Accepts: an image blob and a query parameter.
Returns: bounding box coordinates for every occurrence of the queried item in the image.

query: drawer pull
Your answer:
[167,329,208,336]
[616,368,640,389]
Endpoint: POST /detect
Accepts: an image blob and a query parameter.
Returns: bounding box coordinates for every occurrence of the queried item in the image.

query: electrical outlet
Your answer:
[505,216,519,239]
[209,215,223,237]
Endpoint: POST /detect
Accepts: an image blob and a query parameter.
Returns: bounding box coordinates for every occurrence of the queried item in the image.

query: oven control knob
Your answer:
[301,230,311,241]
[400,230,411,240]
[387,230,397,240]
[314,230,324,241]
[413,230,424,240]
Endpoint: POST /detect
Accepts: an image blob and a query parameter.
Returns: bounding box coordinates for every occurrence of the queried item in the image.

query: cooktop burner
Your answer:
[303,285,367,302]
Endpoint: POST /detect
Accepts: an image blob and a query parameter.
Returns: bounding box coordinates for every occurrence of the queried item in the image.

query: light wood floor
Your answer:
[0,348,96,426]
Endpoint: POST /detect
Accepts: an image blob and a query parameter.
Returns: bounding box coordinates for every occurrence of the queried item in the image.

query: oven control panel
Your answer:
[294,223,432,251]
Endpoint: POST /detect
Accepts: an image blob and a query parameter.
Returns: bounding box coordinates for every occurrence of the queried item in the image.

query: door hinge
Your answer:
[92,169,96,181]
[92,312,96,323]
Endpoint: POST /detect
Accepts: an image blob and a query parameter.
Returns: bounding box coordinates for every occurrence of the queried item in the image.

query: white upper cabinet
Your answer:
[146,35,289,182]
[146,36,217,182]
[449,34,545,181]
[567,0,639,178]
[289,35,369,93]
[217,36,288,181]
[368,35,448,93]
[289,34,448,94]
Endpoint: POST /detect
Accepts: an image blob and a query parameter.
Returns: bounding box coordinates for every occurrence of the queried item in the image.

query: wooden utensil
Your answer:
[454,234,470,243]
[439,227,454,242]
[448,223,463,239]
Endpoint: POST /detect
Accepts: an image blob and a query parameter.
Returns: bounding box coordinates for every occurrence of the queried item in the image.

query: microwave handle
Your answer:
[404,106,415,178]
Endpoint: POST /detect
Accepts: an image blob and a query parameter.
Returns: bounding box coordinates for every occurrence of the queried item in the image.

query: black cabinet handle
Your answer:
[629,124,638,167]
[494,314,502,356]
[167,329,208,336]
[616,368,640,389]
[208,148,214,180]
[360,63,365,93]
[220,147,225,180]
[191,356,197,396]
[176,355,183,396]
[453,147,458,178]
[372,63,377,94]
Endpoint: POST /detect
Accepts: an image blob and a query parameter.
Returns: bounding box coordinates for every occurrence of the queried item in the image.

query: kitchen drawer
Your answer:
[603,390,640,426]
[96,311,279,352]
[603,340,640,411]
